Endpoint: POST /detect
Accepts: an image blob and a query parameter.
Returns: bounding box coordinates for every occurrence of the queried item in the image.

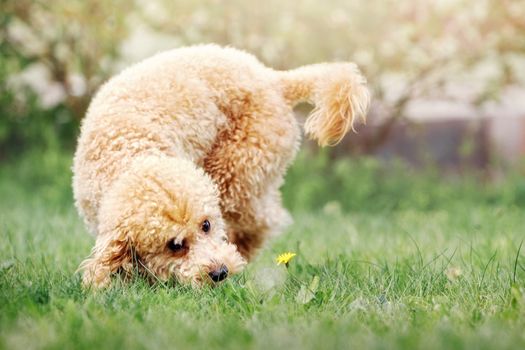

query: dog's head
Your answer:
[80,156,245,288]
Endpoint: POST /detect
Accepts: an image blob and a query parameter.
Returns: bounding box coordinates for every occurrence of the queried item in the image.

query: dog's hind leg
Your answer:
[226,184,292,259]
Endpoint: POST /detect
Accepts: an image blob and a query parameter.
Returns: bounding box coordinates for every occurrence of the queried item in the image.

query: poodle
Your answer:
[73,44,369,288]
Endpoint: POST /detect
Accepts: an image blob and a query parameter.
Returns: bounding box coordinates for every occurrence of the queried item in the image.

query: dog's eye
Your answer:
[167,239,185,253]
[201,219,211,233]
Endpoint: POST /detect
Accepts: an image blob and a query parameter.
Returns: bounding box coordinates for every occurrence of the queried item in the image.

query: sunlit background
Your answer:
[2,0,525,170]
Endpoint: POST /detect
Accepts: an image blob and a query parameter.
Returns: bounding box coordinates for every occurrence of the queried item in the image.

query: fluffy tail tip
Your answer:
[304,63,370,147]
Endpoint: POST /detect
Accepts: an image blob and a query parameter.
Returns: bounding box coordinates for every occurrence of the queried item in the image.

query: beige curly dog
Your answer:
[73,44,369,288]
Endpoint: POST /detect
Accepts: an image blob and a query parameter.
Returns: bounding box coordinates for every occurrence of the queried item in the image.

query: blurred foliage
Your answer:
[0,0,132,155]
[0,147,74,208]
[0,0,524,156]
[282,148,525,212]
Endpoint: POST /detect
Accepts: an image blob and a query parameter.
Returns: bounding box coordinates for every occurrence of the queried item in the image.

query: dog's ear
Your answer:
[79,233,130,288]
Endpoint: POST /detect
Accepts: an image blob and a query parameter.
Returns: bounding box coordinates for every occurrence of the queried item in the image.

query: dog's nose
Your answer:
[208,265,228,282]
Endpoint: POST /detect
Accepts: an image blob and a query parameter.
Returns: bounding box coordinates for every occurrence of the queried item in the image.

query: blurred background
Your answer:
[1,0,525,210]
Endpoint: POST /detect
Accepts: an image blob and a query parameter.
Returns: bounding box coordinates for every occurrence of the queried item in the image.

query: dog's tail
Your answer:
[278,63,370,146]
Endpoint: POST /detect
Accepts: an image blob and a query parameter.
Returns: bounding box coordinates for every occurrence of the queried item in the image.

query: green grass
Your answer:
[1,149,524,350]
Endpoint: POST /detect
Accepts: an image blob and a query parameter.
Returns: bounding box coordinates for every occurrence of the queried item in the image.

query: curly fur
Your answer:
[281,63,370,146]
[73,44,369,288]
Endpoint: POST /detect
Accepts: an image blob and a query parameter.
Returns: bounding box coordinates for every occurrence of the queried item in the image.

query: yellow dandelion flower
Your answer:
[276,252,296,266]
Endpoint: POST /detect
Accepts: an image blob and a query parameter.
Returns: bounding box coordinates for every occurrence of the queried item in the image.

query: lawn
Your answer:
[1,149,524,350]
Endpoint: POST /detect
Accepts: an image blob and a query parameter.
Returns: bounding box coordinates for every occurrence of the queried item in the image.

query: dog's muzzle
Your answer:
[208,265,228,282]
